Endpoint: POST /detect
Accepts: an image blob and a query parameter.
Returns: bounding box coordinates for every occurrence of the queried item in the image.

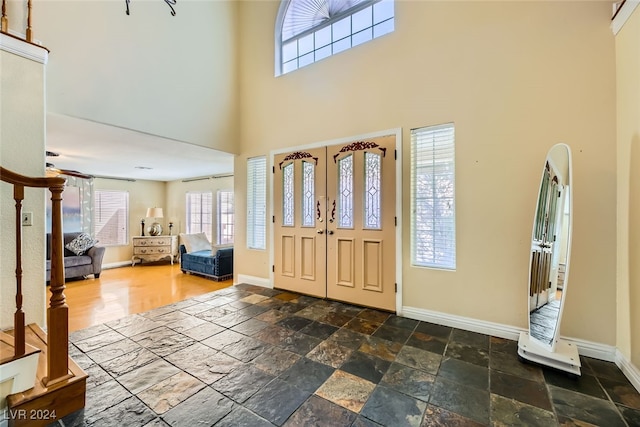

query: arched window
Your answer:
[275,0,394,76]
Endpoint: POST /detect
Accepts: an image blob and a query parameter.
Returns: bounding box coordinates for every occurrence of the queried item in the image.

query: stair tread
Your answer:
[0,329,41,365]
[5,323,88,408]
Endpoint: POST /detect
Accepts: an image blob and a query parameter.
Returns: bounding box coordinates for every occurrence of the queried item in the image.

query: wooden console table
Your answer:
[132,235,178,266]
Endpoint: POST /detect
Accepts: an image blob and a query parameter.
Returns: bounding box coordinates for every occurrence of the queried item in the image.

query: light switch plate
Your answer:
[22,212,33,226]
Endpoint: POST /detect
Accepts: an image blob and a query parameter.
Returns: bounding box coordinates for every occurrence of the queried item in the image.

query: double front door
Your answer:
[273,136,396,311]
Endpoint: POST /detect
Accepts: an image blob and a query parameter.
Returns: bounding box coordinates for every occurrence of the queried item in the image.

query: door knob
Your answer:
[317,229,324,234]
[327,230,334,235]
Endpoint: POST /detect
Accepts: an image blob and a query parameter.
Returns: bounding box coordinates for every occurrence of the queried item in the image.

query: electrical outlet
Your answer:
[22,212,33,226]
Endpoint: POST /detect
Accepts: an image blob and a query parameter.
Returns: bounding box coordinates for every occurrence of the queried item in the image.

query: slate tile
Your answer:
[216,406,275,427]
[162,387,233,427]
[360,385,427,427]
[245,379,311,425]
[315,370,376,413]
[438,357,488,390]
[415,322,452,340]
[543,370,608,400]
[380,363,434,402]
[306,340,354,369]
[490,393,557,427]
[283,395,357,427]
[421,404,485,427]
[252,345,301,376]
[428,377,490,425]
[341,351,391,384]
[491,369,552,411]
[549,385,627,427]
[136,372,205,414]
[85,396,155,427]
[278,357,335,394]
[212,364,275,403]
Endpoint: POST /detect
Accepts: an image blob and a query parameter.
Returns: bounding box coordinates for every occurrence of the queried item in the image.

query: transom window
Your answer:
[276,0,395,75]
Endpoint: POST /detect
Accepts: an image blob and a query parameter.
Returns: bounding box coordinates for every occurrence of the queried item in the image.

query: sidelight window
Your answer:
[411,123,456,270]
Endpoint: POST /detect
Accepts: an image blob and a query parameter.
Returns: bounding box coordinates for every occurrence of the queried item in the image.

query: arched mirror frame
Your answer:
[527,143,572,351]
[518,143,580,376]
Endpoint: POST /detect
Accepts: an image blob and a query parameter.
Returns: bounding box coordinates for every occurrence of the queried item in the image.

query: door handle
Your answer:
[317,229,324,234]
[327,230,334,235]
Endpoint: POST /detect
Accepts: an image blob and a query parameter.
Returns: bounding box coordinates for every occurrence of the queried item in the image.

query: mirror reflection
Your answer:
[528,144,571,349]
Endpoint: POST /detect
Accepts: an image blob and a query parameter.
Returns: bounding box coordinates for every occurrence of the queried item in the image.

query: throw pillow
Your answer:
[180,232,211,253]
[65,233,98,256]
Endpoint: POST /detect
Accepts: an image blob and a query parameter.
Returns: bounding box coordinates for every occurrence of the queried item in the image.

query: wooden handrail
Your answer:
[0,166,70,385]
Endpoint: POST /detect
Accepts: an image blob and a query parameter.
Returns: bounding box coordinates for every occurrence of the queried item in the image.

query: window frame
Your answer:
[275,0,395,76]
[186,191,213,242]
[93,189,129,246]
[411,123,457,270]
[217,190,234,245]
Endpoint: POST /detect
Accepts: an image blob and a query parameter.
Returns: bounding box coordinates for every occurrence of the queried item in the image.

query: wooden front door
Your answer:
[326,136,396,311]
[274,148,327,298]
[273,136,396,311]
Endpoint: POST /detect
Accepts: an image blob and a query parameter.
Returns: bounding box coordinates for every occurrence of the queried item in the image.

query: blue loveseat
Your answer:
[180,245,233,281]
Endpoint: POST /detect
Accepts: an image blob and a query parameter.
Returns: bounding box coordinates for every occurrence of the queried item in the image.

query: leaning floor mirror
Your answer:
[517,143,581,376]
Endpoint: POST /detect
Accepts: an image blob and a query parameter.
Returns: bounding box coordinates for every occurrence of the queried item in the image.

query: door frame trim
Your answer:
[269,128,403,314]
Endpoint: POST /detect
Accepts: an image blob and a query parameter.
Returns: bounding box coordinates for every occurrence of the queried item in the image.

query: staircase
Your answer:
[0,167,87,427]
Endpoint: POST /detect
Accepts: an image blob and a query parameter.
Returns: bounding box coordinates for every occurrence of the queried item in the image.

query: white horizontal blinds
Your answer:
[411,123,456,269]
[218,190,234,245]
[247,156,267,250]
[186,192,213,242]
[94,190,129,245]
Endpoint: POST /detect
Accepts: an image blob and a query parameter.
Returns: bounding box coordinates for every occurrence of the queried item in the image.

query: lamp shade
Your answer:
[146,207,164,218]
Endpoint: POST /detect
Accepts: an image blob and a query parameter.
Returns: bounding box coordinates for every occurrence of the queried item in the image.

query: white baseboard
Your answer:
[102,261,132,269]
[402,305,525,342]
[402,305,617,362]
[616,349,640,393]
[236,275,272,289]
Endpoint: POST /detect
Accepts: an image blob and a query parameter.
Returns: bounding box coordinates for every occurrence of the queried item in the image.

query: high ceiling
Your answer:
[46,114,235,182]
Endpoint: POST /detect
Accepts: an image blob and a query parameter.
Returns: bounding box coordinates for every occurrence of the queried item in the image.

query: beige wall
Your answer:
[166,175,234,244]
[0,47,47,329]
[33,0,240,154]
[95,178,166,265]
[236,1,617,344]
[616,6,640,368]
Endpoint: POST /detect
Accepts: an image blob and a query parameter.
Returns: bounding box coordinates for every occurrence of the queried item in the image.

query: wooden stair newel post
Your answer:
[46,183,70,385]
[13,184,26,357]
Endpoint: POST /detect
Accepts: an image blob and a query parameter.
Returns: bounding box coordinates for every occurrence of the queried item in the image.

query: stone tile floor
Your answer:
[53,284,640,426]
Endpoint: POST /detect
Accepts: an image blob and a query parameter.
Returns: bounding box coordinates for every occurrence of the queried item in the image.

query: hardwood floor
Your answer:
[63,264,232,332]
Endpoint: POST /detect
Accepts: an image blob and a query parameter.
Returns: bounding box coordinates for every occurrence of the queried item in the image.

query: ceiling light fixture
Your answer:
[125,0,177,16]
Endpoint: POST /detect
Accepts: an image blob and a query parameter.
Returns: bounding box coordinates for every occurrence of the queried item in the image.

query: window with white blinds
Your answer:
[94,190,129,246]
[217,190,234,245]
[411,123,456,270]
[247,156,267,250]
[186,192,213,242]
